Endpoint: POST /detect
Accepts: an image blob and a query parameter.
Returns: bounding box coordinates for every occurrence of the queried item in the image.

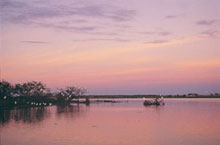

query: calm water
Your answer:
[1,99,220,145]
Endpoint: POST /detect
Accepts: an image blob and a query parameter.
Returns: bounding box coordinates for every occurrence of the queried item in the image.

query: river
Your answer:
[1,98,220,145]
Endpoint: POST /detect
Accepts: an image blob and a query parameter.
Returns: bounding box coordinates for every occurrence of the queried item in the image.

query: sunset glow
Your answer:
[1,0,220,94]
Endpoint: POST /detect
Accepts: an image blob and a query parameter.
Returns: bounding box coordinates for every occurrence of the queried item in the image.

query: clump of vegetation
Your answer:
[56,86,87,104]
[0,80,87,108]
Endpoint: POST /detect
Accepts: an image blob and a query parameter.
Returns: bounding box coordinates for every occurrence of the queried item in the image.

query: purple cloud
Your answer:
[145,40,169,44]
[87,32,119,36]
[1,0,136,26]
[1,0,20,8]
[196,20,218,26]
[72,38,130,42]
[20,41,48,44]
[165,15,178,19]
[0,0,136,37]
[141,31,156,35]
[34,22,98,32]
[165,14,184,19]
[158,32,171,36]
[140,31,171,36]
[201,30,219,37]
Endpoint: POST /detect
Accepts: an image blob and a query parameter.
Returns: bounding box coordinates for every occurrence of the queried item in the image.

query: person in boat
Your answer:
[143,96,165,106]
[154,96,160,103]
[153,95,164,105]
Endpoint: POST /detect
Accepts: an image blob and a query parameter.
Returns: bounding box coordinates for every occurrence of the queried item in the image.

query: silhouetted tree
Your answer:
[14,81,48,98]
[0,81,12,100]
[55,86,87,104]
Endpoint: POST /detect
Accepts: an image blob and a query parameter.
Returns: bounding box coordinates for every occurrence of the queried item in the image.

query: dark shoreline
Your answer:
[1,95,219,109]
[86,95,220,99]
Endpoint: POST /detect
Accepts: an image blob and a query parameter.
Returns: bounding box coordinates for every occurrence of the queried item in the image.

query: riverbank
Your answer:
[86,94,220,98]
[1,95,220,109]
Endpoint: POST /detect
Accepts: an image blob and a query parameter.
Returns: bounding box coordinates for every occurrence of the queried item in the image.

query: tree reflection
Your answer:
[0,104,89,127]
[0,105,88,126]
[0,107,50,126]
[56,105,86,119]
[0,109,11,125]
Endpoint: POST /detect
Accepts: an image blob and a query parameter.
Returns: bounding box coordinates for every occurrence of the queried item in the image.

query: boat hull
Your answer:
[143,100,164,106]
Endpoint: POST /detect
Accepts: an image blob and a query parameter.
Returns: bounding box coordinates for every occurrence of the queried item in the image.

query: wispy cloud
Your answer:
[142,35,204,47]
[72,38,130,42]
[87,32,119,36]
[35,22,98,32]
[0,0,24,8]
[165,15,179,19]
[20,41,48,44]
[158,32,171,36]
[141,31,171,36]
[145,40,169,44]
[141,31,155,35]
[196,20,218,26]
[200,30,219,37]
[1,0,136,33]
[165,14,184,19]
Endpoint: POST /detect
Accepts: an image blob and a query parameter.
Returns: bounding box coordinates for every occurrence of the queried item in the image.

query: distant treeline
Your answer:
[1,80,219,108]
[0,80,87,108]
[87,93,220,98]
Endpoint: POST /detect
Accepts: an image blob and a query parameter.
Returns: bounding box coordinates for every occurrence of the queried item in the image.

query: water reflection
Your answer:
[0,109,11,125]
[0,105,87,126]
[1,99,220,145]
[0,107,50,126]
[144,105,165,115]
[56,105,87,119]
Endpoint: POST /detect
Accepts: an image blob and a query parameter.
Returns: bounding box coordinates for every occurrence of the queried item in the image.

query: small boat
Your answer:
[143,97,165,106]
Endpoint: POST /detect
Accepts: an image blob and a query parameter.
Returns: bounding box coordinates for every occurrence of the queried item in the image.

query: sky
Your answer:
[0,0,220,95]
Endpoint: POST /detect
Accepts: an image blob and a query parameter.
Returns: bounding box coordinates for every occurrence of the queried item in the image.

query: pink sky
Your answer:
[0,0,220,94]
